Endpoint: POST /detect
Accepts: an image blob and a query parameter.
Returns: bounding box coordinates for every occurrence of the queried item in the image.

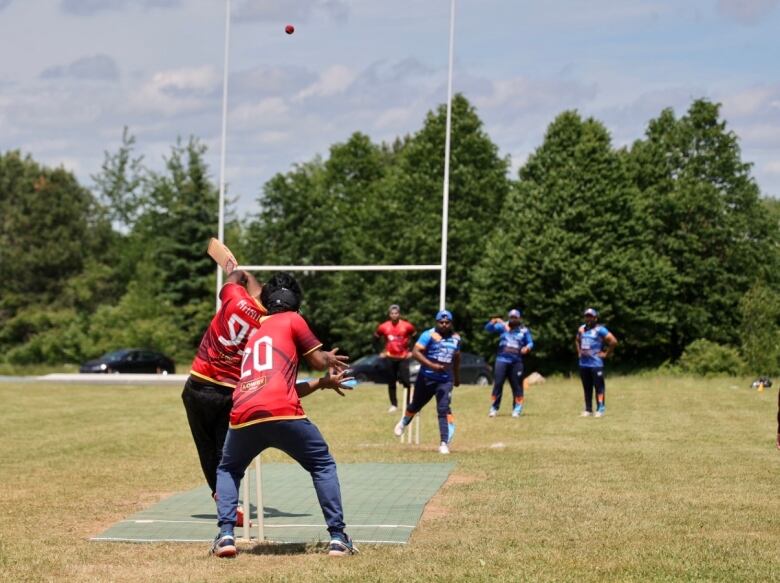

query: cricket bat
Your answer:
[208,237,238,274]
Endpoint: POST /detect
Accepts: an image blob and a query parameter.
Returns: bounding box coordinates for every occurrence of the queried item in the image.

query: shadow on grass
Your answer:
[244,541,325,555]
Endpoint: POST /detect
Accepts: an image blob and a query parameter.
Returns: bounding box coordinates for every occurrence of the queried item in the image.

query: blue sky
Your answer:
[1,0,779,216]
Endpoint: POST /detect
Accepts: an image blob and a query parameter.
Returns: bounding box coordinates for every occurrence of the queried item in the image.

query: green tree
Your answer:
[92,127,145,228]
[245,96,510,357]
[132,138,219,347]
[473,111,675,369]
[0,152,107,310]
[739,282,780,375]
[628,99,779,358]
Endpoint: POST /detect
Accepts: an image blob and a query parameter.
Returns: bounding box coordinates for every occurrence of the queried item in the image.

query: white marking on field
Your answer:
[490,442,506,449]
[123,519,415,528]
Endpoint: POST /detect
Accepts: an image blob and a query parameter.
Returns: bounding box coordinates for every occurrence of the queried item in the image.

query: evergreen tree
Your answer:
[472,111,675,368]
[133,138,219,347]
[628,100,779,357]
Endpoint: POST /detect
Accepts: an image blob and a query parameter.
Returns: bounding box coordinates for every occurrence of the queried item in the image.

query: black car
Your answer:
[80,349,176,374]
[350,353,493,386]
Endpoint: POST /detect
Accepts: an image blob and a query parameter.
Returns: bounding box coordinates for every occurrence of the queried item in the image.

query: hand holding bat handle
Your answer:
[207,238,238,274]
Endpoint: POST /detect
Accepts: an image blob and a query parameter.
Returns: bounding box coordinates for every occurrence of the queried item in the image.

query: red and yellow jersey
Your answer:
[190,283,266,387]
[375,319,416,359]
[230,311,322,429]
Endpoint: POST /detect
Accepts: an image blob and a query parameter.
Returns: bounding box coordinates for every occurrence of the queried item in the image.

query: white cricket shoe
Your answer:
[394,419,405,437]
[580,410,592,417]
[438,442,450,455]
[488,408,498,418]
[388,405,398,413]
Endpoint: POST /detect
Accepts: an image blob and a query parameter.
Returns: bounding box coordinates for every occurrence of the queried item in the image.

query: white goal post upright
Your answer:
[214,0,456,541]
[215,0,231,309]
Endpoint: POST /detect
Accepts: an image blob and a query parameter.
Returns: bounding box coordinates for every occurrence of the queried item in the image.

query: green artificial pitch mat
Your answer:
[92,463,454,545]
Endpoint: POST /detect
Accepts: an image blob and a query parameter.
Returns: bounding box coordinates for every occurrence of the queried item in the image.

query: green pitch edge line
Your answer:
[92,462,454,545]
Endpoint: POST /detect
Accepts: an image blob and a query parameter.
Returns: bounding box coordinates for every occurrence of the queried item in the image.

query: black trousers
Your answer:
[579,366,605,412]
[181,376,233,495]
[384,357,411,407]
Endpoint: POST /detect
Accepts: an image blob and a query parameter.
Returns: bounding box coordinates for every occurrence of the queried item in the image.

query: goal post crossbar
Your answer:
[238,264,442,272]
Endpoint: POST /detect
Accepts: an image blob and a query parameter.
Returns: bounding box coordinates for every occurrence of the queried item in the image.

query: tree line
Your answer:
[1,96,778,375]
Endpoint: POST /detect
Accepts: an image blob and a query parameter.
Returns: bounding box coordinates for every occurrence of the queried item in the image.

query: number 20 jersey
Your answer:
[230,311,322,429]
[189,282,267,387]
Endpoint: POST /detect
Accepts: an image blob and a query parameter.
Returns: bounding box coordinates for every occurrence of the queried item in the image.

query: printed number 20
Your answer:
[241,336,273,378]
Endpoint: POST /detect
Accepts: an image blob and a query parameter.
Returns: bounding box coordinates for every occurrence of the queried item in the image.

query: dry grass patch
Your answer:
[1,377,779,582]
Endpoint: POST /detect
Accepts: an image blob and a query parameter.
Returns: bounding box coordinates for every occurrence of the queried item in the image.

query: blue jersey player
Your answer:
[394,310,461,454]
[575,308,618,417]
[485,309,534,418]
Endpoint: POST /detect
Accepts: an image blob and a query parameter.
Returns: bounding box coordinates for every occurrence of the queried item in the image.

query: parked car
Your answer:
[350,352,492,386]
[80,349,175,374]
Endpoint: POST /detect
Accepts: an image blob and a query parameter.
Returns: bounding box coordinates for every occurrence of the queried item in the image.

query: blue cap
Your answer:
[436,309,453,321]
[584,308,598,317]
[508,309,522,318]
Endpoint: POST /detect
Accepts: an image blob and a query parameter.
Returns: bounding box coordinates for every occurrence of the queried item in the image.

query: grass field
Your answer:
[1,375,778,582]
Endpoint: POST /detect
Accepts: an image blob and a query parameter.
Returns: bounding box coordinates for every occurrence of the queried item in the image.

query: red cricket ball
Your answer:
[285,24,295,35]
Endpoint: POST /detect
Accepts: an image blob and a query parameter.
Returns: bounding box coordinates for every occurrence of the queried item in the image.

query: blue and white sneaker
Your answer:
[512,404,523,418]
[447,422,456,444]
[211,533,237,558]
[328,533,359,557]
[595,404,605,418]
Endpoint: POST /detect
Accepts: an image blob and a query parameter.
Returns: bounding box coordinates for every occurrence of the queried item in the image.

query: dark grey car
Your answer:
[80,349,175,374]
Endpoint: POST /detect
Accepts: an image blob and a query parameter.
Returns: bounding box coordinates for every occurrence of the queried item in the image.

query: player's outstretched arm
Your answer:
[304,346,349,373]
[296,369,355,398]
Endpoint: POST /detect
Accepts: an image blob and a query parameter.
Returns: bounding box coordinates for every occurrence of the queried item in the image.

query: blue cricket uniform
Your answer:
[484,321,534,412]
[408,327,461,443]
[577,324,611,412]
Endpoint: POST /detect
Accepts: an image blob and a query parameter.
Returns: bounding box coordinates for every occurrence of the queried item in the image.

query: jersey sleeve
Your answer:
[290,313,322,355]
[484,321,504,334]
[598,326,610,338]
[219,282,247,304]
[415,329,432,350]
[524,329,534,350]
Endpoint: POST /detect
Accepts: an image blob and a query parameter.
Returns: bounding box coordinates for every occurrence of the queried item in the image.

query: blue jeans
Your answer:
[491,359,523,410]
[215,419,345,536]
[408,375,453,443]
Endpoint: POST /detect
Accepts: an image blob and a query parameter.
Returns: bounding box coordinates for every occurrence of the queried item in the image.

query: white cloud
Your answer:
[231,98,290,126]
[40,54,119,81]
[60,0,181,16]
[233,0,348,23]
[126,66,220,115]
[294,65,356,101]
[722,86,775,116]
[474,76,598,113]
[374,106,417,130]
[717,0,780,25]
[256,130,291,145]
